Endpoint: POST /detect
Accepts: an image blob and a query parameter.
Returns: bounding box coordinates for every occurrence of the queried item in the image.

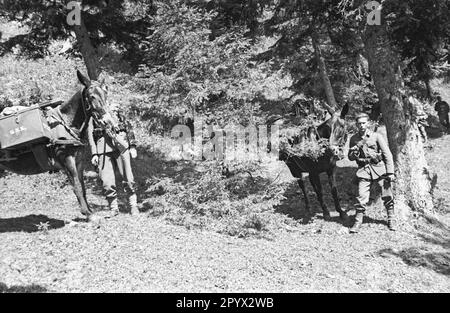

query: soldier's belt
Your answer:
[357,157,382,167]
[93,128,104,137]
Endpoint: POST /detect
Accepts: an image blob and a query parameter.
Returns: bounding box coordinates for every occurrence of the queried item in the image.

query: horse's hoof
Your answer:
[340,213,350,225]
[302,215,313,224]
[323,212,331,221]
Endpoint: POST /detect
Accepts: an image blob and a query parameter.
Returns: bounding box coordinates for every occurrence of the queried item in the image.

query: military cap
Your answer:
[355,112,370,121]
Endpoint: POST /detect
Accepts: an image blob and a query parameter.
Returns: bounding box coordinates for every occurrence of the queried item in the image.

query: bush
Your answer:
[0,54,84,103]
[142,153,289,238]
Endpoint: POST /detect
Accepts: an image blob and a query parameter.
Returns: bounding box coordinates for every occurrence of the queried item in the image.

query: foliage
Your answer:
[279,117,331,161]
[131,0,292,133]
[143,160,288,237]
[384,1,450,82]
[342,80,378,116]
[0,0,154,63]
[337,0,450,93]
[0,54,84,104]
[280,135,330,161]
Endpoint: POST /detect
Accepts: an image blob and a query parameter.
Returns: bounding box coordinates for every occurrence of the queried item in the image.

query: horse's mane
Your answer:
[59,89,83,115]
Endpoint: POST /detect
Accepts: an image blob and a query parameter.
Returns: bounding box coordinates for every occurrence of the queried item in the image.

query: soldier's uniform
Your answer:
[348,130,395,232]
[434,100,450,130]
[87,110,139,215]
[434,99,449,130]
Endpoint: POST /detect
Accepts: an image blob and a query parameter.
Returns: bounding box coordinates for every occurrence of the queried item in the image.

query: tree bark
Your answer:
[311,31,338,113]
[418,57,433,99]
[72,12,99,80]
[424,77,432,100]
[363,23,434,218]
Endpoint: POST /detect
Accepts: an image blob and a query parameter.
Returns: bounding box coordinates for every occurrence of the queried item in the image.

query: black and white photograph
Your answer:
[0,0,449,297]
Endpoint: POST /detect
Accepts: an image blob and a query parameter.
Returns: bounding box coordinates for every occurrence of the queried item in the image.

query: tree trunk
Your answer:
[424,77,432,100]
[363,23,434,218]
[311,31,338,112]
[418,57,433,99]
[72,12,99,80]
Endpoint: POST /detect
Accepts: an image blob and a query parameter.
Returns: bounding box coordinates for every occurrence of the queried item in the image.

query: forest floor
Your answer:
[0,132,449,293]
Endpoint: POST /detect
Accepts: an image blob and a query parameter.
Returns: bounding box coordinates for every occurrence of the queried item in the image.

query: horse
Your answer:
[279,104,350,224]
[0,70,115,221]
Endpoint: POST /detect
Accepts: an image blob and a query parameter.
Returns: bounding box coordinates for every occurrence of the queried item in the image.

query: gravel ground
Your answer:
[0,136,449,293]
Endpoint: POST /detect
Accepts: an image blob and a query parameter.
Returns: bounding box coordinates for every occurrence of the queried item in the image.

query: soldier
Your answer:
[434,96,449,131]
[87,107,139,216]
[348,113,396,233]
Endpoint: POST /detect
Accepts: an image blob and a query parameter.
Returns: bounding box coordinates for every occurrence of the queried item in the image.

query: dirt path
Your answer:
[1,137,449,293]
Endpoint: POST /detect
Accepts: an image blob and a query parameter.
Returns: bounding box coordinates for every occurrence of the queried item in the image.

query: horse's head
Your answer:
[317,103,349,160]
[77,70,118,130]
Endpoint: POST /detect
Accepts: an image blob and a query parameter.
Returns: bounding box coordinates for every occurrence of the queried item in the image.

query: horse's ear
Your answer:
[77,70,91,88]
[340,103,349,119]
[99,77,108,91]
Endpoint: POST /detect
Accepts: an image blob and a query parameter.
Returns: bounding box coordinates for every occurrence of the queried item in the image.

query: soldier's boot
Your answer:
[350,211,364,233]
[385,198,396,231]
[107,197,120,217]
[129,193,139,216]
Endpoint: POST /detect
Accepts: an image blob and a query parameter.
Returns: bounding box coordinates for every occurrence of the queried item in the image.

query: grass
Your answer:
[0,20,449,292]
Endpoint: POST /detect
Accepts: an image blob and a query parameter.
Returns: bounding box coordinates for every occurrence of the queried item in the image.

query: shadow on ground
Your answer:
[129,148,215,211]
[0,214,65,233]
[418,214,450,248]
[378,214,450,276]
[83,148,202,203]
[274,182,311,223]
[425,116,449,139]
[0,282,47,293]
[379,247,450,276]
[274,165,385,227]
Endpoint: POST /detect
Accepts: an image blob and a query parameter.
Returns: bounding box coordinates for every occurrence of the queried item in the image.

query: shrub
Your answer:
[142,150,289,237]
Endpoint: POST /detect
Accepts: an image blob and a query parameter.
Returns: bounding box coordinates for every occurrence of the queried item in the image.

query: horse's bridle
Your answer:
[329,125,348,160]
[80,82,110,135]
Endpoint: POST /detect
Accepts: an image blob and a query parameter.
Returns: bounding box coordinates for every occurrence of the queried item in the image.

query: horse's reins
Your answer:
[81,85,118,172]
[79,87,93,136]
[49,85,103,145]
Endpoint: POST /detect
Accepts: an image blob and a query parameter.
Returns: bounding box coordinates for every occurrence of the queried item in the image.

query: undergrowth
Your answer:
[142,155,292,238]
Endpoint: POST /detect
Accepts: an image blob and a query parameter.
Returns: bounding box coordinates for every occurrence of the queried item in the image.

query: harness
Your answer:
[46,85,100,146]
[79,87,94,135]
[47,107,84,145]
